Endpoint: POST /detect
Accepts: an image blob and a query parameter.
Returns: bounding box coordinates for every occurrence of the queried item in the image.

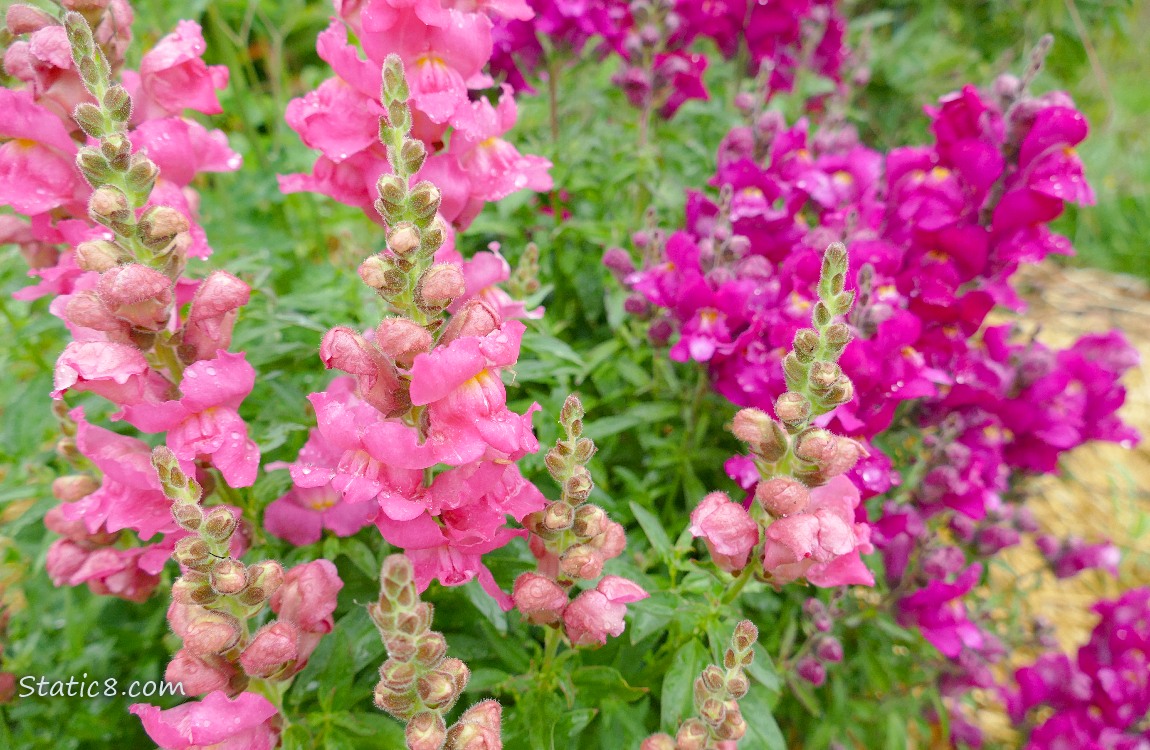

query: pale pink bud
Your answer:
[388,223,421,256]
[512,573,568,625]
[239,620,300,678]
[320,327,408,417]
[270,559,343,635]
[96,264,173,330]
[6,4,56,34]
[238,560,285,606]
[208,559,248,595]
[689,492,759,573]
[417,263,465,305]
[439,299,501,346]
[640,734,676,750]
[375,317,433,368]
[755,477,810,516]
[560,545,603,580]
[183,271,250,362]
[51,474,99,502]
[445,699,503,749]
[406,711,448,750]
[173,605,242,656]
[74,240,127,273]
[164,649,238,696]
[731,409,788,461]
[64,292,129,336]
[589,520,627,561]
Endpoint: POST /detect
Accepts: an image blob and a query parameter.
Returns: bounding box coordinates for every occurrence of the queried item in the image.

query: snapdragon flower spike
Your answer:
[644,620,759,750]
[690,244,873,589]
[151,447,343,705]
[275,55,546,610]
[512,395,648,645]
[369,555,502,749]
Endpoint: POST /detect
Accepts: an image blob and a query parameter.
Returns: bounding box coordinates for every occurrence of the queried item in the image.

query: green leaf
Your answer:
[660,638,707,732]
[629,500,671,559]
[340,537,378,580]
[628,593,678,644]
[740,684,786,750]
[590,402,679,440]
[464,579,508,636]
[572,666,648,703]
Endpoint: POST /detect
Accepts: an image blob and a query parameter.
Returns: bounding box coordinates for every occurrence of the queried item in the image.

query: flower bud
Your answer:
[52,475,99,502]
[174,537,214,572]
[239,620,300,678]
[209,558,248,595]
[73,103,108,139]
[376,174,407,214]
[542,501,574,531]
[375,317,432,368]
[416,263,465,306]
[201,506,237,542]
[797,656,826,686]
[512,573,568,625]
[572,504,607,538]
[700,664,725,693]
[416,631,447,665]
[417,670,458,709]
[74,239,128,272]
[171,576,218,607]
[439,657,470,694]
[171,502,203,531]
[89,185,129,221]
[6,4,55,34]
[237,560,285,606]
[180,608,242,656]
[699,697,726,727]
[809,361,842,391]
[138,206,190,252]
[408,181,442,219]
[387,222,421,257]
[560,545,603,580]
[374,682,416,718]
[406,711,447,750]
[730,408,788,461]
[755,477,810,516]
[320,327,408,417]
[125,155,160,197]
[445,699,503,750]
[824,322,851,354]
[564,465,593,502]
[378,658,417,692]
[676,718,709,750]
[573,437,596,464]
[96,264,173,330]
[381,554,415,594]
[640,734,676,750]
[815,636,843,663]
[438,299,501,347]
[399,139,426,176]
[793,328,819,363]
[775,392,812,427]
[726,670,749,698]
[732,620,758,653]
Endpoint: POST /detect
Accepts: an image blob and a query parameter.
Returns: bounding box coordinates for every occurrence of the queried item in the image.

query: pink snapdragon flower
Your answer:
[121,351,261,487]
[689,491,759,573]
[759,476,874,587]
[270,559,344,663]
[0,89,85,217]
[407,319,540,464]
[52,341,173,406]
[130,691,279,750]
[58,408,176,540]
[451,86,553,203]
[123,20,229,120]
[562,576,649,646]
[2,23,90,120]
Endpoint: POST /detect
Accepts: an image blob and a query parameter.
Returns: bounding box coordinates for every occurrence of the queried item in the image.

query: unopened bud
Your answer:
[96,263,173,330]
[560,394,584,425]
[6,4,55,34]
[125,156,159,197]
[809,361,841,391]
[374,682,416,718]
[399,139,426,176]
[239,620,299,679]
[171,576,218,606]
[416,631,447,665]
[730,408,788,461]
[381,554,414,593]
[699,697,726,727]
[75,239,128,272]
[417,671,458,710]
[793,328,819,362]
[564,466,593,502]
[381,54,410,103]
[415,263,465,306]
[640,734,676,750]
[542,501,574,531]
[376,174,406,216]
[89,185,129,220]
[815,636,843,663]
[732,620,758,652]
[755,477,809,516]
[201,506,237,542]
[171,502,203,531]
[52,475,99,502]
[387,223,421,256]
[102,85,132,123]
[573,437,596,464]
[181,607,243,656]
[560,545,602,580]
[406,711,447,750]
[676,718,709,750]
[726,670,749,698]
[700,664,725,693]
[774,391,812,427]
[174,537,213,572]
[237,560,284,606]
[73,103,107,139]
[572,504,607,538]
[408,181,441,220]
[512,573,568,625]
[420,216,448,254]
[438,299,500,347]
[375,317,432,367]
[378,658,417,692]
[209,558,248,595]
[138,206,190,252]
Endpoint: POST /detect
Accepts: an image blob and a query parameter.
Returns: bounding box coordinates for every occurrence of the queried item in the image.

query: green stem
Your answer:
[720,563,756,606]
[540,626,562,680]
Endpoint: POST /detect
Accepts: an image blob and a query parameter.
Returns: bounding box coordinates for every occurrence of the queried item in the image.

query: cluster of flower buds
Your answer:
[643,621,759,750]
[272,55,547,608]
[150,447,342,703]
[369,555,502,750]
[513,396,648,645]
[792,599,844,687]
[689,244,873,589]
